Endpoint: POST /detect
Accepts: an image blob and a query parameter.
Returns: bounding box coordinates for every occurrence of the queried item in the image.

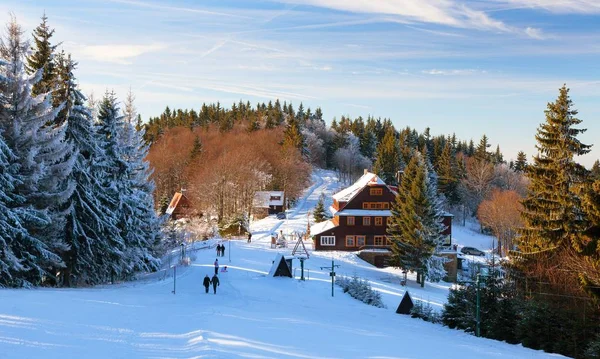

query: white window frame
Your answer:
[320,236,336,246]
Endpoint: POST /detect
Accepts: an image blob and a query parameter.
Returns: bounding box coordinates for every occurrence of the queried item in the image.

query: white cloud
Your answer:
[421,69,487,75]
[270,0,512,31]
[525,27,545,39]
[495,0,600,14]
[76,43,167,65]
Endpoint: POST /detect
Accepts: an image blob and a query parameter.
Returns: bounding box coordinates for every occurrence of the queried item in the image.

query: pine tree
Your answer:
[387,152,445,287]
[282,115,303,151]
[373,126,402,185]
[436,140,460,205]
[26,13,59,99]
[0,16,69,286]
[59,56,123,286]
[190,135,203,159]
[519,85,591,253]
[475,134,491,162]
[492,145,504,164]
[514,151,528,172]
[313,194,328,223]
[590,160,600,180]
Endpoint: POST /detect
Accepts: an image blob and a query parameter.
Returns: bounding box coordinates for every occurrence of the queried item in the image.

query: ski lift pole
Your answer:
[320,259,340,297]
[172,265,176,295]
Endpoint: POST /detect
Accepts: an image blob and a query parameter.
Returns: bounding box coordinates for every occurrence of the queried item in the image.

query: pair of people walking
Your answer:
[216,243,226,257]
[203,274,220,294]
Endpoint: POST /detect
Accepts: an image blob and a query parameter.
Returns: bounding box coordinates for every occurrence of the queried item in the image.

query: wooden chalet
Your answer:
[311,170,452,260]
[253,191,285,218]
[165,191,198,220]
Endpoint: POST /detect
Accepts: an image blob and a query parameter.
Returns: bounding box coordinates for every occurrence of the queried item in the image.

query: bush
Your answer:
[411,300,441,324]
[585,333,600,359]
[335,275,386,308]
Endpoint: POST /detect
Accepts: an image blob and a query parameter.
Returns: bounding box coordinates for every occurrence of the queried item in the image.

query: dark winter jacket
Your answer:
[203,276,211,287]
[211,275,220,287]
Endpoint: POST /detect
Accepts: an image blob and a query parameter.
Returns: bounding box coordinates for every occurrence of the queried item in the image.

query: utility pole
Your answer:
[320,259,340,297]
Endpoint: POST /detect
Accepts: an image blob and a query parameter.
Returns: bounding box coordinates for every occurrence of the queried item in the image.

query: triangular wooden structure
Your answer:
[268,253,293,278]
[292,233,310,258]
[396,291,414,315]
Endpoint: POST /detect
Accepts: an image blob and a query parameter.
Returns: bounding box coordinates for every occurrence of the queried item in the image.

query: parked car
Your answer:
[461,246,485,256]
[276,212,286,220]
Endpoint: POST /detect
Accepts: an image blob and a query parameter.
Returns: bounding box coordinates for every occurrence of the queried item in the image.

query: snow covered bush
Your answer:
[335,275,386,308]
[411,300,441,324]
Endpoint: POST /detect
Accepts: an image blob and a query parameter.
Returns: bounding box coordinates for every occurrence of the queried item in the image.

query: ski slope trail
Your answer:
[0,169,563,358]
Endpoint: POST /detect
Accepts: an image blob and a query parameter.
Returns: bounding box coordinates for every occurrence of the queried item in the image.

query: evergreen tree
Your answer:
[373,126,401,185]
[590,160,600,180]
[436,140,460,205]
[26,13,59,98]
[190,135,203,159]
[387,152,444,287]
[520,85,591,253]
[492,144,504,164]
[514,151,528,172]
[313,194,328,223]
[282,115,303,151]
[0,16,69,286]
[59,56,123,286]
[475,134,491,162]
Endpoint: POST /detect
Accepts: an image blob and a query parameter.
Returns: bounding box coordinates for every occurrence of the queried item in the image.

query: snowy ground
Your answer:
[0,169,564,358]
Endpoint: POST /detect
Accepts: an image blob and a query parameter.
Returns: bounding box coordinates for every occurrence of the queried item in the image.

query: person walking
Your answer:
[211,274,220,294]
[203,274,211,294]
[247,232,252,243]
[221,244,226,258]
[214,258,219,275]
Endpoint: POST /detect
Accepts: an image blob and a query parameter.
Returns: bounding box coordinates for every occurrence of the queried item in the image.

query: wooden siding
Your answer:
[343,185,395,210]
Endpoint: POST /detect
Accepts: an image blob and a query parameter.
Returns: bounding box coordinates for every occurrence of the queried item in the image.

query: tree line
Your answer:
[0,15,161,288]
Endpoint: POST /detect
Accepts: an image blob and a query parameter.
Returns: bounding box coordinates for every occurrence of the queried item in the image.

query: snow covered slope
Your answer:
[0,169,563,358]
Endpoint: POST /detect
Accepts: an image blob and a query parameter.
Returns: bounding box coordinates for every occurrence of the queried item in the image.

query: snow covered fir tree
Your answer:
[0,16,161,287]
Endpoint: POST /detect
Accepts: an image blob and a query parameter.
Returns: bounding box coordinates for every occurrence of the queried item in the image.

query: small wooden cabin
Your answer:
[253,191,285,218]
[165,191,198,220]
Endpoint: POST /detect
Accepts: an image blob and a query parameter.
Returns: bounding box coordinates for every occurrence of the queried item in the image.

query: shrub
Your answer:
[335,275,386,308]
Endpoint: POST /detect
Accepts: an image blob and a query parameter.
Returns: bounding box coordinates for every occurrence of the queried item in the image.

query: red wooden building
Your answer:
[311,170,452,252]
[165,191,199,220]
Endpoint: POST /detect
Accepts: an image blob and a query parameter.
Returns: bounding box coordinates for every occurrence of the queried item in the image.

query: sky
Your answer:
[0,0,599,166]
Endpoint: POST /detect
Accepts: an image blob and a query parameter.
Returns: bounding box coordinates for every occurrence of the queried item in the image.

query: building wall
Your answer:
[343,185,395,210]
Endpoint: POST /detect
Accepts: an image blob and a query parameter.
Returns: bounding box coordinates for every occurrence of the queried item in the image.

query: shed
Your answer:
[165,191,198,220]
[253,191,285,218]
[268,254,294,278]
[396,291,414,315]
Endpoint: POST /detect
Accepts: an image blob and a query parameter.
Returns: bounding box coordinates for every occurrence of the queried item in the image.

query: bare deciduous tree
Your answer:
[478,189,523,256]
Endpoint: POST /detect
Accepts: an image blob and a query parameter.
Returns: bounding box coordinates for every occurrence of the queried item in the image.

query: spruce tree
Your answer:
[475,134,491,162]
[313,194,328,223]
[387,152,444,287]
[60,57,123,286]
[514,151,528,172]
[0,17,68,286]
[436,140,460,205]
[282,115,303,151]
[190,135,202,159]
[373,126,401,185]
[519,85,591,252]
[26,13,59,99]
[590,160,600,180]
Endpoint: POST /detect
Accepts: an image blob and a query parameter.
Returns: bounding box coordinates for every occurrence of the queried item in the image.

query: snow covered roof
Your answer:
[165,192,183,215]
[254,191,285,208]
[332,172,386,202]
[336,209,392,216]
[310,220,338,236]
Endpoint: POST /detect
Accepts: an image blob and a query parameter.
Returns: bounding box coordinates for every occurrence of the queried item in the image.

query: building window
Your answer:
[346,236,355,247]
[374,236,384,246]
[375,217,383,226]
[370,188,383,196]
[383,202,390,209]
[347,216,355,226]
[362,202,369,209]
[357,236,366,247]
[320,236,335,246]
[363,217,371,226]
[375,202,382,209]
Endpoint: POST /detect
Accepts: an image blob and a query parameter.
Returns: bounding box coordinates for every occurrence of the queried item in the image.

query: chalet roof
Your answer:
[165,192,183,215]
[310,220,338,236]
[332,172,386,202]
[254,191,285,208]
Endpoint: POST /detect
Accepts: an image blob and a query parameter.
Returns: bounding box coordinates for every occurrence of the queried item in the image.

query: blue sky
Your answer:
[1,0,599,166]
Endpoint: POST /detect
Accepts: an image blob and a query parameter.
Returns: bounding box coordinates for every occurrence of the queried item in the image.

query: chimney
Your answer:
[364,168,368,175]
[181,188,186,193]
